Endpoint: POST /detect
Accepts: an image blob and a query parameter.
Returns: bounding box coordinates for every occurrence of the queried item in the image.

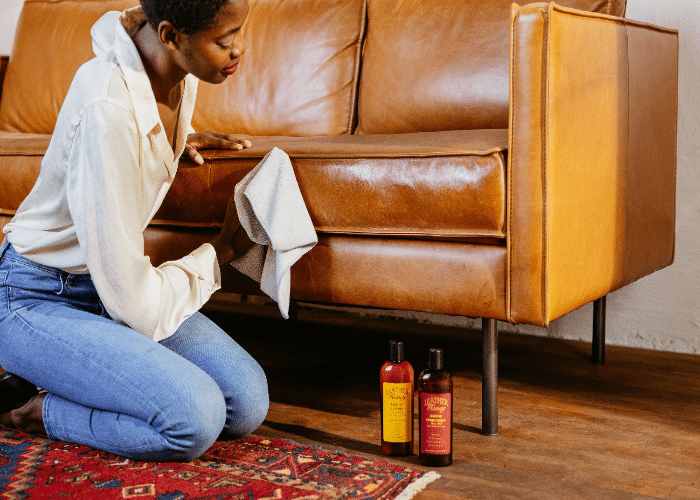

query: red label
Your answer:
[420,393,451,454]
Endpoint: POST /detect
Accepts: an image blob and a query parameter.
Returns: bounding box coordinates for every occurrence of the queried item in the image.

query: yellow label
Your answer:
[382,382,412,442]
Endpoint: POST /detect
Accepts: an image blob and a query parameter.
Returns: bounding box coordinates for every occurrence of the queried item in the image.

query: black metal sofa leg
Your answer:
[592,296,606,365]
[482,318,498,436]
[479,298,604,436]
[288,300,299,322]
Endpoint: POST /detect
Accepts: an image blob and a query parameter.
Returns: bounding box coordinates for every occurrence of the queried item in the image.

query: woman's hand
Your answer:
[210,194,255,266]
[184,132,252,165]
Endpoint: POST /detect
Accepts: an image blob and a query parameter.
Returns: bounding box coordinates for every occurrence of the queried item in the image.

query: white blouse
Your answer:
[3,7,221,342]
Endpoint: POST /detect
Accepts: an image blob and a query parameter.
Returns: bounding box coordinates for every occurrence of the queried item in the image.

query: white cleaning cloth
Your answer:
[231,147,318,319]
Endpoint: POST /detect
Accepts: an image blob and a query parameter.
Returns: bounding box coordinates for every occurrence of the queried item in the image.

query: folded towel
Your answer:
[231,147,318,319]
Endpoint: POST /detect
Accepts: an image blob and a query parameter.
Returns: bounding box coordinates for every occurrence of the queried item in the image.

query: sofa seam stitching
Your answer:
[541,5,550,326]
[348,0,368,134]
[507,8,516,324]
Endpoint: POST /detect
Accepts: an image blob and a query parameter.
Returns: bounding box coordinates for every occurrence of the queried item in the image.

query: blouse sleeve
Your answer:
[66,100,221,341]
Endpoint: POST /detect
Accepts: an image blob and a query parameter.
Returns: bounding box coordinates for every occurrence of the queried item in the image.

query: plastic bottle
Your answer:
[418,348,453,466]
[380,340,414,455]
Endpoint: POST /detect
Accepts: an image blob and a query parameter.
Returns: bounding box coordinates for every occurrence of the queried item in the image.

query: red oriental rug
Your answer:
[0,427,439,499]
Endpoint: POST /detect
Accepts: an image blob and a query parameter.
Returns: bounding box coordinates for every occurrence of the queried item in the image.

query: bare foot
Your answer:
[0,393,47,436]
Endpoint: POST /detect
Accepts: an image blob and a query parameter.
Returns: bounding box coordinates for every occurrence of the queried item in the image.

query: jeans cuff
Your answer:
[42,392,57,440]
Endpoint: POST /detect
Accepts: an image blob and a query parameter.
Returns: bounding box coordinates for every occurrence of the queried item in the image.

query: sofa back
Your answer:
[0,0,136,134]
[356,0,627,134]
[0,0,366,136]
[193,0,366,136]
[0,0,626,136]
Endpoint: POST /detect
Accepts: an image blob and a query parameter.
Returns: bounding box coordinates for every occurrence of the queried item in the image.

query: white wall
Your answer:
[1,0,699,353]
[0,0,23,55]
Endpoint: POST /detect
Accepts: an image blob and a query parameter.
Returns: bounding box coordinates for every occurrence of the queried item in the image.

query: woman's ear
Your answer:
[158,21,181,51]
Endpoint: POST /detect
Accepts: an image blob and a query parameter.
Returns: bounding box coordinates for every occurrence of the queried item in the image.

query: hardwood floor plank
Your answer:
[667,485,700,500]
[416,492,468,500]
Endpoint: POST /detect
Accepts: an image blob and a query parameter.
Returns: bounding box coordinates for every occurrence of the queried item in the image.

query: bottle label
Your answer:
[420,392,451,454]
[382,382,412,442]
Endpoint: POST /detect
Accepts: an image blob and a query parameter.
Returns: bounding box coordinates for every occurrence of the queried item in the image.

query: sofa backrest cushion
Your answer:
[0,0,367,137]
[0,0,137,134]
[355,0,628,135]
[192,0,366,136]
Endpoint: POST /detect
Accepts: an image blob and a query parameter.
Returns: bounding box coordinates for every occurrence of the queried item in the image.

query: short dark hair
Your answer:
[140,0,230,34]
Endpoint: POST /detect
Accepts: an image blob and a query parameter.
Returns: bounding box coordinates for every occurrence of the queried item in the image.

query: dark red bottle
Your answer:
[418,348,453,466]
[380,340,414,456]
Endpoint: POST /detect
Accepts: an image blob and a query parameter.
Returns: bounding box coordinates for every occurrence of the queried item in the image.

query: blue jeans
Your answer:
[0,240,268,461]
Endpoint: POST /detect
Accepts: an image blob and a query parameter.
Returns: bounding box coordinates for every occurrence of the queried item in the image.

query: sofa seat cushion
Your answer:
[158,129,508,241]
[0,132,49,216]
[0,129,508,242]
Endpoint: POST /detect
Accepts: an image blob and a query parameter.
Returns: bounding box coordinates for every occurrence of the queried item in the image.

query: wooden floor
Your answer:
[203,301,700,500]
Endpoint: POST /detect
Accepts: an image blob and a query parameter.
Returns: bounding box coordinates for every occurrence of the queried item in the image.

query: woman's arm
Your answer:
[210,193,255,266]
[183,131,251,165]
[181,131,255,265]
[67,102,228,341]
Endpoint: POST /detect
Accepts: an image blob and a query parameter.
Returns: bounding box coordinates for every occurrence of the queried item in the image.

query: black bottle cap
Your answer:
[428,348,443,370]
[389,340,404,363]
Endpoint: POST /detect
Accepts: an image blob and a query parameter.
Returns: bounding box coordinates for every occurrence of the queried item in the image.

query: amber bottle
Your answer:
[418,348,453,466]
[380,340,414,455]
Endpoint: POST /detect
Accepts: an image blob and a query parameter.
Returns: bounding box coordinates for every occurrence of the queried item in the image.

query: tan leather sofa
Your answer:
[0,0,677,435]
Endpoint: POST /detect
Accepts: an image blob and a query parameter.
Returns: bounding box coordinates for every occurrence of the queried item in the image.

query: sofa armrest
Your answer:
[0,56,8,105]
[507,2,678,326]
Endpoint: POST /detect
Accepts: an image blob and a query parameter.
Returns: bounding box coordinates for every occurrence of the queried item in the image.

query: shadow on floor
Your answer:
[203,307,700,434]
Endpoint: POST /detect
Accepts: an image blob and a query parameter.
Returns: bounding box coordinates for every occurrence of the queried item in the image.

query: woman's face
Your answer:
[176,0,249,84]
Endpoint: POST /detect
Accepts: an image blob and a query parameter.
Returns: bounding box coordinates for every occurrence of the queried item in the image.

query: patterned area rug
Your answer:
[0,427,439,499]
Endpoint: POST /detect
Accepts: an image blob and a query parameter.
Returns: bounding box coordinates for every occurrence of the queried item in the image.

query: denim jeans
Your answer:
[0,239,268,461]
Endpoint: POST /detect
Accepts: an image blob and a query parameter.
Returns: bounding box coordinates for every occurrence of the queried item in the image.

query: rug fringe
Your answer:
[395,471,441,500]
